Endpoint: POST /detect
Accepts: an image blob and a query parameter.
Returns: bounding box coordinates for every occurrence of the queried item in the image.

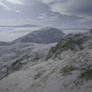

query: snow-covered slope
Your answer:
[0,42,56,79]
[0,31,92,92]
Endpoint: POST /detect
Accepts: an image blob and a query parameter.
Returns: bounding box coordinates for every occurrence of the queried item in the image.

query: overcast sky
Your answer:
[0,0,92,41]
[0,0,92,27]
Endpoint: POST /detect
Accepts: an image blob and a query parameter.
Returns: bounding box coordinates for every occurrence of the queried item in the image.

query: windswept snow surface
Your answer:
[0,32,92,92]
[0,43,56,79]
[0,49,92,92]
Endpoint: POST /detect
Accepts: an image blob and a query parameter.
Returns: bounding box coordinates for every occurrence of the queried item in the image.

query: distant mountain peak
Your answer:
[13,27,65,44]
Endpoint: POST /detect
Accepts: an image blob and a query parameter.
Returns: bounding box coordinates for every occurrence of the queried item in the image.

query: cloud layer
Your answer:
[6,0,24,5]
[0,0,91,28]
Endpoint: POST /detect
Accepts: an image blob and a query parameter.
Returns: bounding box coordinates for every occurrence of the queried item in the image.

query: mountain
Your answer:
[0,31,92,92]
[0,42,56,79]
[13,27,65,44]
[45,31,92,60]
[0,41,10,46]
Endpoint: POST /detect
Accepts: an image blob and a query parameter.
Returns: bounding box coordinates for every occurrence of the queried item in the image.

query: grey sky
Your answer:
[0,0,92,41]
[0,0,91,27]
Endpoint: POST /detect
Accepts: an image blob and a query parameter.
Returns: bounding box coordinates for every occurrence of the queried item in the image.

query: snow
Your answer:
[0,48,92,92]
[0,32,92,92]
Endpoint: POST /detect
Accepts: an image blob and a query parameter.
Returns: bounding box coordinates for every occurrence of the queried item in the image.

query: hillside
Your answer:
[0,31,92,92]
[0,41,10,46]
[46,31,92,60]
[0,43,56,79]
[13,27,65,44]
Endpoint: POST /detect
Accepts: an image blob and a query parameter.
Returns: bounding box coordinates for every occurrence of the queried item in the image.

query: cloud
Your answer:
[39,0,92,20]
[6,0,24,5]
[0,0,22,13]
[38,0,55,4]
[0,31,29,42]
[0,0,91,28]
[0,2,11,10]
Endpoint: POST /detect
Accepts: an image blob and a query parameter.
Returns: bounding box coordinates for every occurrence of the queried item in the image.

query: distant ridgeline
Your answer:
[13,27,65,44]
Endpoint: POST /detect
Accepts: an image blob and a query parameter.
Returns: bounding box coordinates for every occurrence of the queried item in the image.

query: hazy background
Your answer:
[0,0,92,41]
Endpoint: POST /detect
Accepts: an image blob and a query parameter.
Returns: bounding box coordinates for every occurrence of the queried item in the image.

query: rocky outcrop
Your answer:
[46,32,92,60]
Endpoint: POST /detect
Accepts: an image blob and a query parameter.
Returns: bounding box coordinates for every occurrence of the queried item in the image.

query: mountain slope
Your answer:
[0,31,92,92]
[0,43,56,79]
[13,27,65,44]
[46,32,92,60]
[0,41,10,46]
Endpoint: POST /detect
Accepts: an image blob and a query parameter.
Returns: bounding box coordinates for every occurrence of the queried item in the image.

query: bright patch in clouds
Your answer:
[0,2,11,10]
[39,0,54,4]
[0,0,24,12]
[6,0,24,5]
[0,31,29,42]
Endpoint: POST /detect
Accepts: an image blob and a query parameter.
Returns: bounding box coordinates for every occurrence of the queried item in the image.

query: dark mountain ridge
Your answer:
[13,27,65,44]
[46,31,92,60]
[0,41,10,46]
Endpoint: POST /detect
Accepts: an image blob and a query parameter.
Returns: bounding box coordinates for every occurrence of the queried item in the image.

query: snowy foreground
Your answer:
[0,32,92,92]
